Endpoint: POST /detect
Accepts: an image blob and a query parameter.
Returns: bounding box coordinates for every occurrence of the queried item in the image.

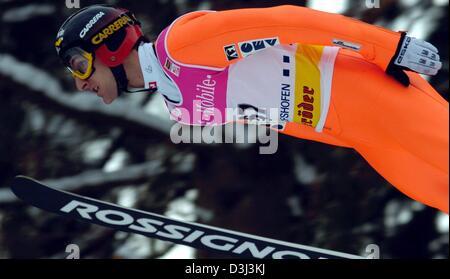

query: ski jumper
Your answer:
[154,6,449,213]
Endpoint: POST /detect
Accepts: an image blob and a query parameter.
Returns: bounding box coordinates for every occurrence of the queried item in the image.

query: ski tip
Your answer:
[10,175,56,209]
[13,175,41,185]
[10,175,42,199]
[11,175,28,191]
[14,175,33,180]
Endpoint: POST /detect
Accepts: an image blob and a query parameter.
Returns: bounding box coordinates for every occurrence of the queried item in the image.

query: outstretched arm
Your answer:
[167,5,401,71]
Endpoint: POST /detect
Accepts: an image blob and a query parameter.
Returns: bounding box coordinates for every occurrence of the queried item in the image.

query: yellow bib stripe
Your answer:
[294,45,323,128]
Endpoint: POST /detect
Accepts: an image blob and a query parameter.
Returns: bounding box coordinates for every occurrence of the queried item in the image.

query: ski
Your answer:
[10,175,363,259]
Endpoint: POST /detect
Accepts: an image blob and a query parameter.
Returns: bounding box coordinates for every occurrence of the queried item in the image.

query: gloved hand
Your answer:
[386,32,442,86]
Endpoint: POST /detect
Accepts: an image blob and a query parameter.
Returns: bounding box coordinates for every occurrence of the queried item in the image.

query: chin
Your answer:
[102,98,114,105]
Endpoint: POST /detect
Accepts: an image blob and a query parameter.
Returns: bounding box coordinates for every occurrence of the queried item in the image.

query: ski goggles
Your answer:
[61,47,95,80]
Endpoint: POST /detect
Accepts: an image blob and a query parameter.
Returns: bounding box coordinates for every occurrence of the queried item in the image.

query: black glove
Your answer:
[386,32,442,86]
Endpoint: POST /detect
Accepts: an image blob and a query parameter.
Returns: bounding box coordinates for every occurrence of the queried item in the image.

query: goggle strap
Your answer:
[110,65,129,96]
[110,64,158,95]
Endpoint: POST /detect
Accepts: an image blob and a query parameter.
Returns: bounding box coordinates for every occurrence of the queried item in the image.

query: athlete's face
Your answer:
[74,58,118,105]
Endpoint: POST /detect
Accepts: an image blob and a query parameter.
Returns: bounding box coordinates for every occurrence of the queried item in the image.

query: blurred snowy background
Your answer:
[0,0,448,259]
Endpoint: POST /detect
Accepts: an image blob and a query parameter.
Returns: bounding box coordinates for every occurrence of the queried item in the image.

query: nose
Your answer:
[74,77,89,91]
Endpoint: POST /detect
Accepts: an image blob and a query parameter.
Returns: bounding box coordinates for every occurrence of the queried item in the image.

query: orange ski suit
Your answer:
[162,5,449,213]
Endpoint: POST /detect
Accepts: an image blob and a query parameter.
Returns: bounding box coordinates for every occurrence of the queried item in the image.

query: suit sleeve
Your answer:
[166,5,401,71]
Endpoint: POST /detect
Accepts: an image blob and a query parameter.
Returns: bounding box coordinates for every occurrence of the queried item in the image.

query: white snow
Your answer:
[436,212,449,233]
[293,153,320,185]
[116,186,139,208]
[384,0,447,40]
[433,0,449,6]
[103,149,130,172]
[384,200,415,236]
[411,201,426,212]
[307,0,349,14]
[27,105,46,132]
[165,189,199,222]
[197,1,213,10]
[286,196,303,217]
[171,152,196,174]
[114,234,153,259]
[0,189,16,204]
[401,0,421,6]
[158,243,195,259]
[2,4,55,22]
[80,138,113,163]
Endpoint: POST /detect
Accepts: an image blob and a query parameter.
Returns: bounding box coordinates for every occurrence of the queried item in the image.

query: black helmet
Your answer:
[55,4,146,94]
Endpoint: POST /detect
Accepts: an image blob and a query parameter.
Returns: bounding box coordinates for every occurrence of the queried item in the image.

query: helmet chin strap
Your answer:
[110,64,157,96]
[110,65,128,96]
